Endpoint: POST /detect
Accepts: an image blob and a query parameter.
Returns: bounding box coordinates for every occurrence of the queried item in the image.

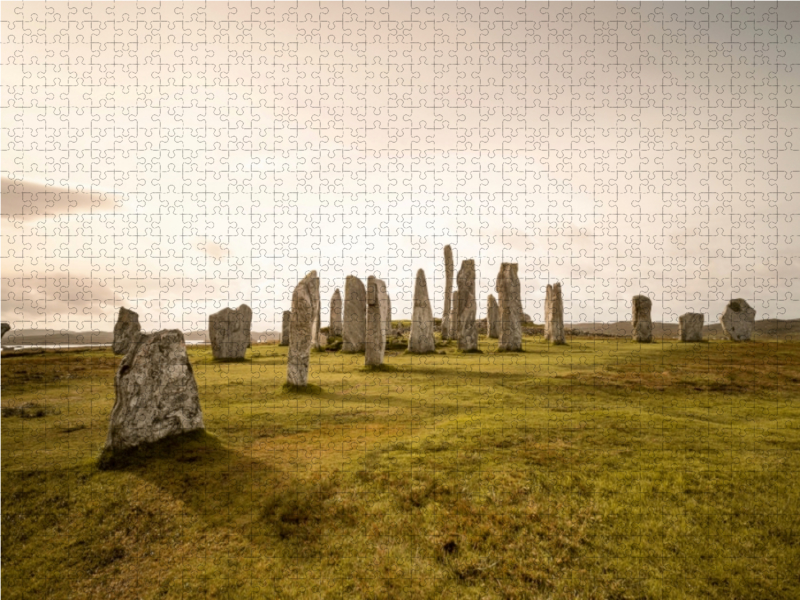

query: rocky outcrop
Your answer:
[632,295,653,343]
[496,263,522,351]
[209,304,252,360]
[104,330,204,454]
[408,269,436,353]
[720,299,756,341]
[679,312,704,342]
[113,307,141,355]
[342,275,366,352]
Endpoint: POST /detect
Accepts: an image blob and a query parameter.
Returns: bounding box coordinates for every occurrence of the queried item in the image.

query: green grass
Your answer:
[2,336,800,599]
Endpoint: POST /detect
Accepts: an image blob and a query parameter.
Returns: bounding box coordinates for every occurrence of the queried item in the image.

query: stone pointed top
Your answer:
[409,268,436,353]
[113,307,142,355]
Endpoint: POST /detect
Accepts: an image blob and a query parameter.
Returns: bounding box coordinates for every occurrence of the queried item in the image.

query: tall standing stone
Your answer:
[103,330,204,456]
[330,289,343,337]
[496,263,522,351]
[720,299,756,341]
[544,285,552,340]
[385,294,393,338]
[487,295,500,339]
[113,307,141,355]
[209,304,252,360]
[546,283,566,345]
[441,245,454,339]
[342,275,367,352]
[408,269,436,353]
[307,272,322,350]
[287,272,317,386]
[456,260,478,351]
[1,322,9,339]
[280,311,291,346]
[679,312,704,342]
[365,276,389,365]
[632,295,653,343]
[448,290,460,340]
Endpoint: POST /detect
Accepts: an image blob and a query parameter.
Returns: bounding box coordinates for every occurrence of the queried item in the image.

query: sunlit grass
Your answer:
[2,335,799,599]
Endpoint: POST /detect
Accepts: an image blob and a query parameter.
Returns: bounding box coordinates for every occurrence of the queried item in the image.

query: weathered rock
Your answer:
[632,295,653,343]
[1,322,9,339]
[287,272,317,386]
[386,294,393,338]
[496,263,522,351]
[113,307,141,355]
[280,311,291,346]
[365,276,389,365]
[330,289,343,337]
[720,299,756,341]
[448,290,460,340]
[307,272,322,350]
[546,283,566,345]
[209,304,252,360]
[441,245,454,339]
[104,330,204,454]
[456,260,478,351]
[544,285,552,340]
[487,295,499,339]
[342,275,366,352]
[408,269,436,353]
[679,312,704,342]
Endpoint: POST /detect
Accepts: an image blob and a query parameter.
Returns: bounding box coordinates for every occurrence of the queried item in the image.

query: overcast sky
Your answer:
[2,2,799,333]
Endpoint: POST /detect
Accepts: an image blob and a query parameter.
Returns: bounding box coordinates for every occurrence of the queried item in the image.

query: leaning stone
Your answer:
[679,312,704,342]
[113,307,141,355]
[487,295,499,339]
[456,260,478,351]
[330,289,343,337]
[1,322,9,339]
[441,245,455,339]
[720,299,756,341]
[103,330,204,455]
[365,276,389,365]
[209,304,252,360]
[546,283,566,345]
[408,269,437,353]
[496,263,522,351]
[632,295,653,343]
[280,311,291,346]
[342,275,367,352]
[287,272,317,386]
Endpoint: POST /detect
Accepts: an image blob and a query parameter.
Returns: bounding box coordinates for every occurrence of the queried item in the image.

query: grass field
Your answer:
[2,333,799,599]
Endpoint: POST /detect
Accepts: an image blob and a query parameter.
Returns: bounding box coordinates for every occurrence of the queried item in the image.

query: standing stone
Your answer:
[307,272,322,350]
[209,304,252,360]
[104,330,204,455]
[487,295,500,339]
[496,263,522,351]
[385,294,393,338]
[632,295,653,343]
[365,276,389,365]
[287,272,316,386]
[1,322,9,339]
[546,283,566,345]
[456,260,478,351]
[408,269,436,353]
[441,245,454,339]
[448,290,460,340]
[330,289,343,337]
[544,285,552,340]
[342,275,367,352]
[679,312,704,342]
[113,307,141,355]
[720,299,756,341]
[280,311,291,346]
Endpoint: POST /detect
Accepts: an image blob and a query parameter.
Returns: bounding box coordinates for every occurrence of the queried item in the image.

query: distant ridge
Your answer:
[568,319,800,341]
[2,328,280,346]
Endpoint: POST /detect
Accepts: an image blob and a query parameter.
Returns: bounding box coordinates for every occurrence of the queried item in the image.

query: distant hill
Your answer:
[2,328,280,346]
[569,319,800,341]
